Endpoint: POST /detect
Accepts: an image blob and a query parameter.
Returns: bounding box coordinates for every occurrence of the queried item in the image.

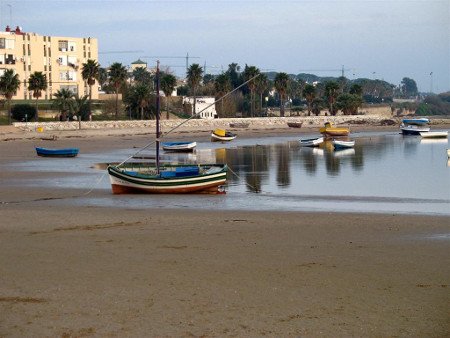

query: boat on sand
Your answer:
[35,147,79,157]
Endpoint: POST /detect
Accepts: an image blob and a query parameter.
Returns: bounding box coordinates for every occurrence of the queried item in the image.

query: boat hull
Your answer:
[211,132,236,142]
[402,118,429,126]
[299,137,324,147]
[419,131,448,139]
[35,147,79,157]
[287,122,303,128]
[401,126,430,135]
[108,164,228,194]
[332,140,355,150]
[161,142,196,152]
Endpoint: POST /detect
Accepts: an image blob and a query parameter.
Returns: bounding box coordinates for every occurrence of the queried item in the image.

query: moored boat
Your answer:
[419,131,448,139]
[108,163,228,194]
[287,122,303,128]
[402,117,430,126]
[161,141,197,152]
[319,122,349,137]
[400,124,430,135]
[35,147,79,157]
[211,129,236,142]
[299,136,324,147]
[332,139,355,150]
[229,122,250,128]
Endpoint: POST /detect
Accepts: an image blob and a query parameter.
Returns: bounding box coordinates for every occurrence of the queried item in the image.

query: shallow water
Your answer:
[7,131,450,215]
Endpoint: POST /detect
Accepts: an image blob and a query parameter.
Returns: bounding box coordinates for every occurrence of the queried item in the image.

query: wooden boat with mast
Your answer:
[107,61,228,194]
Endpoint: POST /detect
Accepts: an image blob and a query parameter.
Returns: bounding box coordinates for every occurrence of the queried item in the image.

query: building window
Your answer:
[68,41,76,52]
[0,55,4,64]
[58,40,68,52]
[43,46,47,57]
[5,39,14,49]
[0,38,5,49]
[5,54,15,64]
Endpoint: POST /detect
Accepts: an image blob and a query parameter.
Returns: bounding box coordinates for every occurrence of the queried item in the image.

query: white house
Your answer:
[184,96,218,119]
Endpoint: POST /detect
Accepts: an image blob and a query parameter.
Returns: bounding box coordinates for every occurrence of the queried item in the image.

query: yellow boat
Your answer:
[319,122,350,137]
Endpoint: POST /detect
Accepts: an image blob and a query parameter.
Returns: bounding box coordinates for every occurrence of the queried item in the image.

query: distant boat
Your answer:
[319,122,350,137]
[400,124,430,135]
[299,136,324,147]
[402,117,430,126]
[447,149,450,158]
[419,131,448,139]
[332,139,355,150]
[287,122,303,128]
[211,129,236,142]
[35,147,79,157]
[161,141,197,152]
[229,122,250,128]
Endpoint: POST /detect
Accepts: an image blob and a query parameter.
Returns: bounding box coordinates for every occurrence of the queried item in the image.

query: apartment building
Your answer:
[0,26,98,100]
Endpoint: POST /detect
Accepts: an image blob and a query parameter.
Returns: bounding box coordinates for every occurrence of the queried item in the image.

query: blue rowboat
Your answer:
[35,147,79,157]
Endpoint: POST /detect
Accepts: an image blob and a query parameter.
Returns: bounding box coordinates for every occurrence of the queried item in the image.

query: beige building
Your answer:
[0,26,98,100]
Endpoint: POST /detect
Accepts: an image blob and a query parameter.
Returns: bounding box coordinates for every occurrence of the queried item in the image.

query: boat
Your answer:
[319,122,350,137]
[287,122,303,128]
[107,61,228,195]
[419,131,448,139]
[400,124,430,135]
[161,141,197,152]
[35,147,79,157]
[402,117,430,126]
[211,129,236,142]
[332,139,355,150]
[299,136,324,147]
[447,149,450,158]
[229,122,250,128]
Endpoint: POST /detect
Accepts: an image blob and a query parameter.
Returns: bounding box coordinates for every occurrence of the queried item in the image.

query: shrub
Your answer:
[11,104,36,121]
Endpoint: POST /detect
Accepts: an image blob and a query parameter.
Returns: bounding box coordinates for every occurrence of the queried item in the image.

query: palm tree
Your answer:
[160,73,177,119]
[324,81,340,115]
[132,83,151,120]
[69,94,89,129]
[52,88,74,121]
[243,65,260,117]
[274,72,290,117]
[255,73,268,116]
[82,59,100,121]
[108,62,128,119]
[214,73,231,116]
[303,84,316,116]
[186,63,203,116]
[0,69,20,124]
[28,71,47,121]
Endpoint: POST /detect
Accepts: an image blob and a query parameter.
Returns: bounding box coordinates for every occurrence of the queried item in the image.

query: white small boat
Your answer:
[401,124,430,135]
[419,131,448,139]
[332,139,355,150]
[447,149,450,158]
[162,141,197,152]
[299,136,324,147]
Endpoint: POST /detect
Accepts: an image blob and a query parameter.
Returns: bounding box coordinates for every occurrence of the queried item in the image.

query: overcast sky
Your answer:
[6,0,450,92]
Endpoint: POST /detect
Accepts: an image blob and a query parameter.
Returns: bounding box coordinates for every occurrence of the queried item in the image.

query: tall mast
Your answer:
[156,60,161,173]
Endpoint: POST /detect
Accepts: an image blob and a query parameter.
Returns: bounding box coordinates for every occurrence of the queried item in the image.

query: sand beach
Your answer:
[0,119,449,337]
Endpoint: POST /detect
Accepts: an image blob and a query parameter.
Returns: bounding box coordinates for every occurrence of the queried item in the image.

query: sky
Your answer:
[4,0,450,93]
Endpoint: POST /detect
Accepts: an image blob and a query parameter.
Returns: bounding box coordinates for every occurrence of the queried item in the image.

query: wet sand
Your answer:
[1,124,449,337]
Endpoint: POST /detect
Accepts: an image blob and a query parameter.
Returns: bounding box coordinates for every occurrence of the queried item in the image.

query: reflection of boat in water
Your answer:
[419,131,448,139]
[211,129,237,142]
[332,139,355,150]
[420,137,448,144]
[312,147,324,156]
[299,136,324,147]
[319,122,350,137]
[333,148,355,157]
[162,141,197,152]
